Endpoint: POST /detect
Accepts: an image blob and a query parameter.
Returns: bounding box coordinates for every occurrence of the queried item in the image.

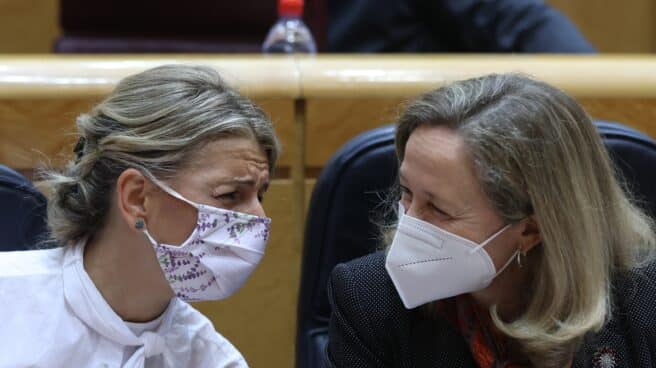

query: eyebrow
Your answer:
[215,176,270,190]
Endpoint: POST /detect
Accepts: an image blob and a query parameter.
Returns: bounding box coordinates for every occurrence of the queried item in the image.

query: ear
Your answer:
[115,168,153,232]
[517,215,541,254]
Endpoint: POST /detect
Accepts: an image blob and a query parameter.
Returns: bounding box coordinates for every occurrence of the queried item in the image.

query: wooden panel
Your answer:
[0,98,295,171]
[305,179,316,215]
[0,0,59,53]
[193,180,300,368]
[579,98,656,138]
[253,99,295,170]
[547,0,654,53]
[305,97,656,170]
[305,98,404,168]
[291,100,308,252]
[0,98,98,169]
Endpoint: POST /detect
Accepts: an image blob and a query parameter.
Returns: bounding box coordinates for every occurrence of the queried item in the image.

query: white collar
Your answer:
[62,241,189,367]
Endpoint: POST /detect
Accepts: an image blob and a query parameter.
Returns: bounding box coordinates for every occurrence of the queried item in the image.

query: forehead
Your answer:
[402,125,469,173]
[177,137,269,182]
[401,125,482,201]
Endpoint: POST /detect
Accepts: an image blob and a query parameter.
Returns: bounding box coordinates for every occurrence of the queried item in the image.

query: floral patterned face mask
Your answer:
[140,176,271,302]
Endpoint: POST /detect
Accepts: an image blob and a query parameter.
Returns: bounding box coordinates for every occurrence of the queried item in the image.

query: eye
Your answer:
[431,203,450,217]
[400,185,412,197]
[258,183,270,203]
[215,191,239,201]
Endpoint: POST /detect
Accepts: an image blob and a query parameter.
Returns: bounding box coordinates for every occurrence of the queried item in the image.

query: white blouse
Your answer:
[0,243,248,368]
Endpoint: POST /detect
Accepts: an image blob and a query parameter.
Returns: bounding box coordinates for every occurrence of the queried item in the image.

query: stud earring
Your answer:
[135,218,145,230]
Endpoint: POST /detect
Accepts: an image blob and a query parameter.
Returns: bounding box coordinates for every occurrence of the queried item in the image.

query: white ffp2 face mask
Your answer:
[385,203,516,309]
[141,177,271,302]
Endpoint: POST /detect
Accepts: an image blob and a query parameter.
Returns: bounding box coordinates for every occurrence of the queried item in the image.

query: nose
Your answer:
[404,197,418,217]
[405,200,428,222]
[238,195,266,218]
[399,197,410,215]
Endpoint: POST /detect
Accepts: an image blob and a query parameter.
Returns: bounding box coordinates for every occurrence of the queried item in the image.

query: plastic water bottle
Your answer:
[262,0,317,54]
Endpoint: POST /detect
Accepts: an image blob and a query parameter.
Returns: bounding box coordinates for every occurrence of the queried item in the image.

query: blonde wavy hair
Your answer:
[391,73,656,367]
[40,64,280,246]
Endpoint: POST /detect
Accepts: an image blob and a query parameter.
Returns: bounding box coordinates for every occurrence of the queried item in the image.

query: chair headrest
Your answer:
[596,121,656,218]
[0,165,49,251]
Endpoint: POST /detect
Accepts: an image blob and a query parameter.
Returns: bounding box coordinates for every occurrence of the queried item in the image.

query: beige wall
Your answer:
[0,0,655,53]
[0,0,59,53]
[548,0,655,53]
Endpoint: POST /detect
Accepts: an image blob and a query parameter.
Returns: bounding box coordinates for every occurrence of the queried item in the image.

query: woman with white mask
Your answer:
[0,65,280,367]
[325,74,656,368]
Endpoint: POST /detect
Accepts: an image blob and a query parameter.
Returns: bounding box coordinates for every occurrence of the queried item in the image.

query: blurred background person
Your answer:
[328,0,595,52]
[48,0,592,54]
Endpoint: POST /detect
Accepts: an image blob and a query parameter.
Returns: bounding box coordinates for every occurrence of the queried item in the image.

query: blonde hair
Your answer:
[393,73,656,367]
[40,64,280,246]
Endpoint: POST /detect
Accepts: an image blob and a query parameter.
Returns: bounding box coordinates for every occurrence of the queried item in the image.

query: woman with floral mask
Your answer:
[0,65,279,367]
[325,74,656,368]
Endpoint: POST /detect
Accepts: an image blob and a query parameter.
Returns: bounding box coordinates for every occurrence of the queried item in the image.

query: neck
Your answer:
[470,252,538,323]
[83,219,174,322]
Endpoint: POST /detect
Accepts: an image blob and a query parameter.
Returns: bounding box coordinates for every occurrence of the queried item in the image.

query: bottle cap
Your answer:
[279,0,303,17]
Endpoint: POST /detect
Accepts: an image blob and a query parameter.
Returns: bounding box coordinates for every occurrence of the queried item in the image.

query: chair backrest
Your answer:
[596,121,656,218]
[296,124,398,367]
[0,166,49,251]
[295,120,656,368]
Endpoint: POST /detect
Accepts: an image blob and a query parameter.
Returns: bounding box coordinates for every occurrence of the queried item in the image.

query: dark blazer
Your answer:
[328,0,595,53]
[325,251,656,367]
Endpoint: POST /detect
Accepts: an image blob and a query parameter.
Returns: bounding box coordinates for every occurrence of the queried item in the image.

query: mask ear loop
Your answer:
[468,223,512,255]
[141,171,200,209]
[142,228,161,246]
[137,172,200,247]
[494,248,520,277]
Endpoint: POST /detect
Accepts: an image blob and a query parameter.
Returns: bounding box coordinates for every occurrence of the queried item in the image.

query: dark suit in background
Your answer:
[328,0,595,52]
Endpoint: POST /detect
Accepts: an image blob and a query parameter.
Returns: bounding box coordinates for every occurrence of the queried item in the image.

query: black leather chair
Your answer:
[596,121,656,218]
[0,165,49,251]
[295,121,656,368]
[296,124,398,368]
